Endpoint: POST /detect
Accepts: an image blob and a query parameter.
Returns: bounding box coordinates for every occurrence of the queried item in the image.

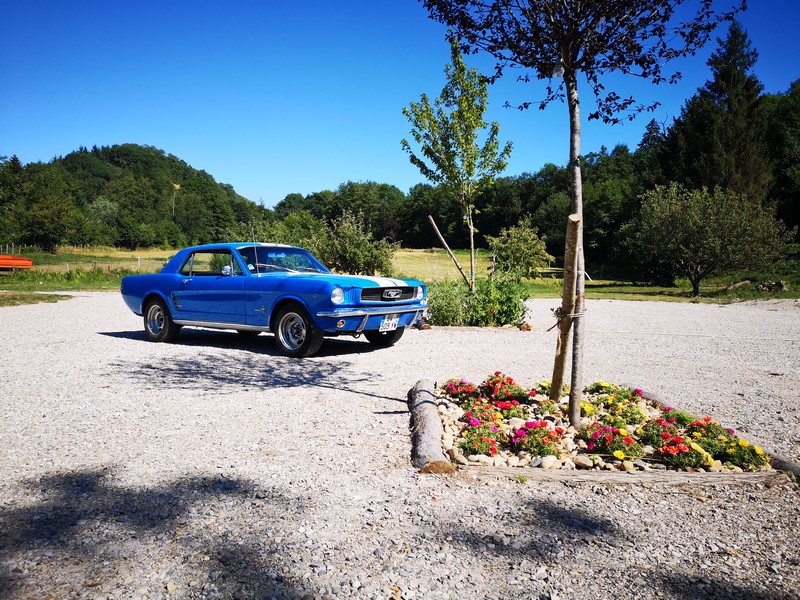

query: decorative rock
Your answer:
[506,456,520,467]
[573,455,594,469]
[562,458,576,470]
[540,455,560,470]
[529,456,542,468]
[622,460,637,473]
[508,418,527,431]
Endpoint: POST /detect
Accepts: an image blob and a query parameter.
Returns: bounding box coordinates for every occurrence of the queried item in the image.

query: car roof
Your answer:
[184,242,299,252]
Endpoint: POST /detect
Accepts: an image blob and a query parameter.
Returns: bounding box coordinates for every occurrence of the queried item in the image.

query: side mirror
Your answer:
[221,265,232,276]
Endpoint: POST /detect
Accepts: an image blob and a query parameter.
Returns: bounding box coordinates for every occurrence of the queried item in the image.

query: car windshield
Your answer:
[237,246,330,274]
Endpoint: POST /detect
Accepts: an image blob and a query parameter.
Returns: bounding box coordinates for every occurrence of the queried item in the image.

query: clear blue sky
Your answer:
[2,1,798,208]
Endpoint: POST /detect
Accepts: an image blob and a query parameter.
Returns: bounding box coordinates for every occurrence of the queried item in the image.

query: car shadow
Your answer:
[105,340,406,405]
[100,328,388,357]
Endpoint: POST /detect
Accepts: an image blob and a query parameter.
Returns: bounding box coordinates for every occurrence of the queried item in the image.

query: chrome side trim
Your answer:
[316,305,425,318]
[173,320,270,333]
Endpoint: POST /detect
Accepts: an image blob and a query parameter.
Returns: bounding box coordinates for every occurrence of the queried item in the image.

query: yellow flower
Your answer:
[619,429,628,436]
[494,413,503,420]
[754,446,764,455]
[738,439,749,448]
[718,436,728,442]
[693,432,702,438]
[636,428,644,436]
[613,450,625,460]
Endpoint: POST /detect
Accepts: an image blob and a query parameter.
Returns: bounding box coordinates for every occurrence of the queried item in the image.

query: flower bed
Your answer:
[437,373,771,473]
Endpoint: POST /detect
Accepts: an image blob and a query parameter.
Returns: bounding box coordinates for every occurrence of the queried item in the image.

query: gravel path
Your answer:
[1,293,798,599]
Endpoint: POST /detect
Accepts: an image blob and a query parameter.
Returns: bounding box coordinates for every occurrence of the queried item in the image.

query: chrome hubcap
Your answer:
[278,312,306,350]
[146,305,164,335]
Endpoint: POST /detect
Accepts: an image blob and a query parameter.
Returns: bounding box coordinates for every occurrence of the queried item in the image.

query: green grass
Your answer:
[0,291,72,307]
[3,245,798,304]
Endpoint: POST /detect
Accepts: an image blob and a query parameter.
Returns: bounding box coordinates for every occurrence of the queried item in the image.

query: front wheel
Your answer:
[364,327,405,347]
[273,303,323,358]
[144,298,181,342]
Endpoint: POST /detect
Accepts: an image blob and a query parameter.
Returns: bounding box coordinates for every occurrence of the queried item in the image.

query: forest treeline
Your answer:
[1,24,797,272]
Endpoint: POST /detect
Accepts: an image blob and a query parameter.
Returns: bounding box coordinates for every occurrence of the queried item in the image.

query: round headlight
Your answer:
[331,287,345,305]
[416,286,424,300]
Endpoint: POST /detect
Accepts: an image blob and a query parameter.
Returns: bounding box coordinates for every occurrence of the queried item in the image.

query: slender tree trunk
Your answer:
[565,70,585,428]
[467,203,476,293]
[550,214,581,402]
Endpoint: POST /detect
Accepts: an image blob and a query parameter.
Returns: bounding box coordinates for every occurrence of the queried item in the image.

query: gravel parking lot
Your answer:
[1,293,798,599]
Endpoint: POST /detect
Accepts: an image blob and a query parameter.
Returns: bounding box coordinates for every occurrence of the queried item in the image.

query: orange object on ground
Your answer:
[0,255,33,269]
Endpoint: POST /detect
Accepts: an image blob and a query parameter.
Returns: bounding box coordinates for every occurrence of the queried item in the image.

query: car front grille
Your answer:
[360,287,416,302]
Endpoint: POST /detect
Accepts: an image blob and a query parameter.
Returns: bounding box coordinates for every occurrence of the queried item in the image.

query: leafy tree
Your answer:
[662,21,771,204]
[632,183,791,296]
[315,212,396,276]
[396,183,459,248]
[762,80,800,234]
[485,215,553,281]
[274,193,316,220]
[328,182,406,241]
[421,0,743,424]
[0,155,27,243]
[402,36,512,291]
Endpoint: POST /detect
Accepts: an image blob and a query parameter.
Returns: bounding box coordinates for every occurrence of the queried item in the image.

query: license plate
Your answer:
[379,314,398,332]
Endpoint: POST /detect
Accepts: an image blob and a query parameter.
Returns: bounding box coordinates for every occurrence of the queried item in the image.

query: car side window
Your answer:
[179,250,240,276]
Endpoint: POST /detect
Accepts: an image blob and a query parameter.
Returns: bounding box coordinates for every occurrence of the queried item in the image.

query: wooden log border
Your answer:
[408,379,455,474]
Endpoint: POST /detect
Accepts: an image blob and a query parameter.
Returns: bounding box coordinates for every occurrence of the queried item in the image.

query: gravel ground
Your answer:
[0,292,798,600]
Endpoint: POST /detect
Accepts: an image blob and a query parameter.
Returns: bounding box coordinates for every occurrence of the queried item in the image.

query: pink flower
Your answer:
[515,429,527,437]
[587,442,596,451]
[726,428,736,435]
[469,418,481,427]
[491,426,499,432]
[634,388,643,397]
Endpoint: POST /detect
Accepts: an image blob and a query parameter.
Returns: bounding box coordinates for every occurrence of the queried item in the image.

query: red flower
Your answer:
[623,437,633,446]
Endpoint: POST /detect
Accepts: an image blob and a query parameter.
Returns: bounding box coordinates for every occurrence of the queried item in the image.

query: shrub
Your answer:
[427,276,527,326]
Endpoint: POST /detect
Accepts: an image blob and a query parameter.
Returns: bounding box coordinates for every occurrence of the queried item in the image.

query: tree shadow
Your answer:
[417,492,795,597]
[106,346,407,404]
[0,468,309,599]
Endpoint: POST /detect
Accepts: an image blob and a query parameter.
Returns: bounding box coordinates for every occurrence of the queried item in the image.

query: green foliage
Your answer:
[0,144,263,251]
[427,276,525,326]
[314,212,396,276]
[661,22,771,205]
[485,215,553,281]
[631,183,793,295]
[402,36,512,288]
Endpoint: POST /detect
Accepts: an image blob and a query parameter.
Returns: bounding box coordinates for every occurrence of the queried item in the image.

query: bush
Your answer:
[427,276,526,326]
[315,212,396,276]
[485,215,553,281]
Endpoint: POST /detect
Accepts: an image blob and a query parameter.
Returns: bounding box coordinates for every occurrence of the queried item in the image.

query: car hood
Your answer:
[267,272,419,288]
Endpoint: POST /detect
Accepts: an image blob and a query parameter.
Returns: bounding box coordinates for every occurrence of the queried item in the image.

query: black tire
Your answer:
[364,326,405,347]
[273,303,323,358]
[143,298,181,343]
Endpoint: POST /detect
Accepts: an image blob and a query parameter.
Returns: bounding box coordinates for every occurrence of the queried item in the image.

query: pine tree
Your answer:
[663,21,771,204]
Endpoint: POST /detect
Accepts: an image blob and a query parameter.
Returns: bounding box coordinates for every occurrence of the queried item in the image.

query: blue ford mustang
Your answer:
[121,243,428,357]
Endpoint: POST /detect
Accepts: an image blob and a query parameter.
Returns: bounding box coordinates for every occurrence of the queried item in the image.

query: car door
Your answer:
[171,249,246,323]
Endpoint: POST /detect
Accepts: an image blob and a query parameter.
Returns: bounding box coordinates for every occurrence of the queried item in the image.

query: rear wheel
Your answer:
[144,298,181,342]
[273,303,323,358]
[364,327,404,347]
